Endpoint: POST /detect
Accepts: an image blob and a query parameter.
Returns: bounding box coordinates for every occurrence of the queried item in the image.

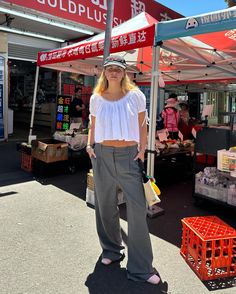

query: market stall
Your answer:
[151,6,236,207]
[29,12,158,175]
[147,6,236,177]
[31,7,236,178]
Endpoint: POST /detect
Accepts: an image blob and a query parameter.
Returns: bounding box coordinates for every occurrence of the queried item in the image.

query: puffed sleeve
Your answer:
[136,89,146,112]
[89,94,97,117]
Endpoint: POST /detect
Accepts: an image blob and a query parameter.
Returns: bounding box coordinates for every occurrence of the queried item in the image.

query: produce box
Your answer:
[86,188,125,207]
[87,169,94,191]
[86,170,125,206]
[31,139,68,163]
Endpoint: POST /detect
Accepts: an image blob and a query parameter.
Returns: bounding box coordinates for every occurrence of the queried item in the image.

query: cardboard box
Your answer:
[32,139,68,163]
[87,170,94,191]
[86,188,125,207]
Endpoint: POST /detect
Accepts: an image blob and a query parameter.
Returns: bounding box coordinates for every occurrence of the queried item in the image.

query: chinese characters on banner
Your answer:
[39,28,150,66]
[55,95,72,131]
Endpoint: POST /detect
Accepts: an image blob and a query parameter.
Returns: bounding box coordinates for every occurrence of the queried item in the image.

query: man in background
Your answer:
[69,86,85,125]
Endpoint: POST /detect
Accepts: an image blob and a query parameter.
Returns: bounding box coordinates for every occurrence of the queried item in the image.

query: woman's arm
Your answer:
[134,111,147,162]
[86,115,96,158]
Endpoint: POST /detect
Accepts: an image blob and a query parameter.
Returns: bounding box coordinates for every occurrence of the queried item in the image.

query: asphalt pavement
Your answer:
[0,141,236,294]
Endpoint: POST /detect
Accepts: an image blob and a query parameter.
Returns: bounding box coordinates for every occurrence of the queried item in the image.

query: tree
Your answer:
[225,0,236,7]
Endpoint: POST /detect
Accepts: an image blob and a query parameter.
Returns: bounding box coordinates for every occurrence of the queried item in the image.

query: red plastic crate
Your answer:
[21,152,32,172]
[180,216,236,281]
[196,154,216,165]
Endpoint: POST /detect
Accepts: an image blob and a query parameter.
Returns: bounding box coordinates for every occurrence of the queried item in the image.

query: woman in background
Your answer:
[161,93,180,139]
[179,102,191,140]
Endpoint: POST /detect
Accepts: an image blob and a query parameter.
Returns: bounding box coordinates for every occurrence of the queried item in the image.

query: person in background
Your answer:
[86,55,160,285]
[178,102,192,140]
[82,101,90,129]
[161,93,180,139]
[69,86,85,124]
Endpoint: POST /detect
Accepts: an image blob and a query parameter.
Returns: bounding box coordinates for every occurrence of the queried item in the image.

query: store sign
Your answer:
[55,95,71,131]
[0,56,4,139]
[3,0,182,30]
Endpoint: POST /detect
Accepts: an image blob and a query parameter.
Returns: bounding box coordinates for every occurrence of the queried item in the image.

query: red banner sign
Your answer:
[38,24,155,66]
[3,0,182,30]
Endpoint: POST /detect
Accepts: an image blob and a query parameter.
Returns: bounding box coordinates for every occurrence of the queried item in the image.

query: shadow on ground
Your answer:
[85,257,168,294]
[34,162,236,250]
[1,139,236,249]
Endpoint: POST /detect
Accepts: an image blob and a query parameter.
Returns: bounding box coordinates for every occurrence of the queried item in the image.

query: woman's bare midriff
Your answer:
[101,140,137,147]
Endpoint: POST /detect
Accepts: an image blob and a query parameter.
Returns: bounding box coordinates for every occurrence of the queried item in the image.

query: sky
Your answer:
[156,0,228,17]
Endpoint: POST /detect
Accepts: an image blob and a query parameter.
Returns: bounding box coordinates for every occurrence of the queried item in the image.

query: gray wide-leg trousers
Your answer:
[91,144,155,282]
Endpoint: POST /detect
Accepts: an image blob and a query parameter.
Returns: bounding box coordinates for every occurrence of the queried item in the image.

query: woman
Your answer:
[161,93,180,140]
[86,55,160,284]
[179,102,191,140]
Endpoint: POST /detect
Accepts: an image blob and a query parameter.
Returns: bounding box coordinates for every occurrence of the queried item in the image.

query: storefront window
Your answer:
[8,59,58,108]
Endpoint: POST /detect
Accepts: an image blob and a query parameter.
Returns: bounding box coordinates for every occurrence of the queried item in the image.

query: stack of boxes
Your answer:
[195,147,236,206]
[195,167,236,205]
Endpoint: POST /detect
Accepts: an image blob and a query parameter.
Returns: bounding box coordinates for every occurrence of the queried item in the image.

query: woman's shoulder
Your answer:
[128,88,143,94]
[90,93,102,101]
[128,88,145,98]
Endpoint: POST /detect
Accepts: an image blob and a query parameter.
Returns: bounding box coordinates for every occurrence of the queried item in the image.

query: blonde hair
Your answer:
[93,70,137,95]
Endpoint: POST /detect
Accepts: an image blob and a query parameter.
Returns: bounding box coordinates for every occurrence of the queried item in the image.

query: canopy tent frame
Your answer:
[29,66,39,139]
[148,6,236,176]
[30,7,236,179]
[161,43,236,77]
[28,11,157,135]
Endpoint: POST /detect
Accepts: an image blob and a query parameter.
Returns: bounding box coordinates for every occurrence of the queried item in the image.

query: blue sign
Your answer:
[156,7,236,42]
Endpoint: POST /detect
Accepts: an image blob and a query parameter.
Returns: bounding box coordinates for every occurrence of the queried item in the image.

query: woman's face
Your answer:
[104,66,125,83]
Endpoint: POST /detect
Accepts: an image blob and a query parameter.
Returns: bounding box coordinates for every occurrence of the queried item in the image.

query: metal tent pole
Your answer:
[28,65,39,143]
[103,0,114,61]
[147,45,160,177]
[147,43,164,218]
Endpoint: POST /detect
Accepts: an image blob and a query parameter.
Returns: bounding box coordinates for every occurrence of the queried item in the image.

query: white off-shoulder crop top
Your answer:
[89,89,146,143]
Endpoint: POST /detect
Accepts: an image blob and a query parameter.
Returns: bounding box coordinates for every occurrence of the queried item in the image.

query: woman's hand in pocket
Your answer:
[86,146,96,159]
[134,150,145,162]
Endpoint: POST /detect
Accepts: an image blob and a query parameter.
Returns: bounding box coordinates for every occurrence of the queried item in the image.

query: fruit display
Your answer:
[155,139,194,154]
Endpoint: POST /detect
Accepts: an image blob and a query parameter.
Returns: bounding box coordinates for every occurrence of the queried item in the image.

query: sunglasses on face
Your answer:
[105,66,124,73]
